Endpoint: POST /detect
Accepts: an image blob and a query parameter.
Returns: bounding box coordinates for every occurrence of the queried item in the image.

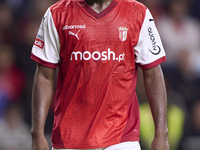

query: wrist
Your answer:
[31,129,45,138]
[155,127,168,138]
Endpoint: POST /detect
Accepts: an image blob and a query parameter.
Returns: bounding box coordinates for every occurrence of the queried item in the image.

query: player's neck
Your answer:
[84,0,113,13]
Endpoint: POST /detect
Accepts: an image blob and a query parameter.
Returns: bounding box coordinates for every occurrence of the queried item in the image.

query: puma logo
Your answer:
[68,30,80,40]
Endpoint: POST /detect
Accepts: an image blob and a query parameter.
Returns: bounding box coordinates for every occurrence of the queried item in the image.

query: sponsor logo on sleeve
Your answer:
[34,38,44,49]
[36,34,43,41]
[148,27,161,55]
[118,27,129,42]
[43,16,47,22]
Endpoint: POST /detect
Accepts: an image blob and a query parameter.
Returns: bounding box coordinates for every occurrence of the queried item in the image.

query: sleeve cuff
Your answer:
[138,56,166,70]
[31,53,59,69]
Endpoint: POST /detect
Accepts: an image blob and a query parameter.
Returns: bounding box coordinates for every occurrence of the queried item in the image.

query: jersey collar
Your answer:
[78,0,118,19]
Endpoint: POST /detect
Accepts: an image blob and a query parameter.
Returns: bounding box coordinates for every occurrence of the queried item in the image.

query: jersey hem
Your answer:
[139,56,166,70]
[120,137,140,143]
[52,139,140,149]
[52,145,111,149]
[52,142,118,149]
[31,53,59,69]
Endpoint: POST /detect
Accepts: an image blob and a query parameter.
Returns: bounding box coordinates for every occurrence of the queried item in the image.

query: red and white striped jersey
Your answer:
[31,0,166,149]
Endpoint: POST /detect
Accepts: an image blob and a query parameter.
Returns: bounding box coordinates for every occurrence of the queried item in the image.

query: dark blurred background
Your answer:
[0,0,199,149]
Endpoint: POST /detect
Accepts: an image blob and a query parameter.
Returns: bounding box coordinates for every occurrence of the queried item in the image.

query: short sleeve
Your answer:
[134,9,166,70]
[31,8,61,69]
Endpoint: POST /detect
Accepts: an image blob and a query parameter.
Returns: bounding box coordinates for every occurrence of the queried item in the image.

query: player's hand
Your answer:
[31,133,49,150]
[150,131,169,150]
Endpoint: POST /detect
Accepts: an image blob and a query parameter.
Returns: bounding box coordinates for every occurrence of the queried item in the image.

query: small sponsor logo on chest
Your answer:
[63,24,86,40]
[63,24,86,30]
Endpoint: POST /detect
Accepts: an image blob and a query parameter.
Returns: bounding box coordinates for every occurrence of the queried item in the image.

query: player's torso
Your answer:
[51,0,144,116]
[51,0,144,71]
[50,0,144,148]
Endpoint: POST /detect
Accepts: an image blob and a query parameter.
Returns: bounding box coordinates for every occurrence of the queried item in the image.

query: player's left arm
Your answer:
[142,64,169,150]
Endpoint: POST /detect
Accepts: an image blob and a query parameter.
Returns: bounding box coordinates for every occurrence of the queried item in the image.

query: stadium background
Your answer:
[0,0,200,149]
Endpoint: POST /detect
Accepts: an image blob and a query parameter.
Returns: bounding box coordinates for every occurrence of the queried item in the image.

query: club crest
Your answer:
[118,27,128,41]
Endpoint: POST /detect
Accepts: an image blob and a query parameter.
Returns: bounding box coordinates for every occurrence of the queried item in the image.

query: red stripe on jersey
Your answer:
[34,38,44,49]
[31,53,59,69]
[120,72,140,143]
[139,56,167,70]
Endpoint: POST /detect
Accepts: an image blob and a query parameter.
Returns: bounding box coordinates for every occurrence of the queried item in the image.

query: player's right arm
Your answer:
[31,64,56,150]
[31,7,60,149]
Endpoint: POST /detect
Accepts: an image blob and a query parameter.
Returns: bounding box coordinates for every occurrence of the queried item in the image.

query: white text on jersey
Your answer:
[70,48,125,62]
[63,24,86,30]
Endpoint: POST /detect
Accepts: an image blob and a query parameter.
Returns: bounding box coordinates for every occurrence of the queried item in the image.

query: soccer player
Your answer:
[31,0,169,150]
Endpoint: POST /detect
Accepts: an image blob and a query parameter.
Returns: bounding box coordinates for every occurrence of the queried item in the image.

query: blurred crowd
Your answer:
[138,0,200,150]
[0,0,199,149]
